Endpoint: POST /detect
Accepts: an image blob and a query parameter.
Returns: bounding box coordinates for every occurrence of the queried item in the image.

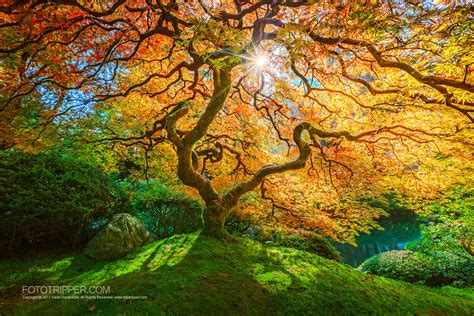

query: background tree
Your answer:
[1,0,473,238]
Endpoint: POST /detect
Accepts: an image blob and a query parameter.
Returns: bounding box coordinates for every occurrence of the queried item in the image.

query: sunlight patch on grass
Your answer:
[0,233,200,295]
[255,271,292,293]
[72,233,199,285]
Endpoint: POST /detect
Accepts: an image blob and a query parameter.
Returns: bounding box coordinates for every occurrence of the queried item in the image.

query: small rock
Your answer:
[86,304,96,312]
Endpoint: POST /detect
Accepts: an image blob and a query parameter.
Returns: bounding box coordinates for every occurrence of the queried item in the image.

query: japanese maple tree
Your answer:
[1,0,473,238]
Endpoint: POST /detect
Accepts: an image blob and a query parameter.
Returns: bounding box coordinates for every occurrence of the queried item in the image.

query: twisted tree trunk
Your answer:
[201,205,229,239]
[163,64,371,241]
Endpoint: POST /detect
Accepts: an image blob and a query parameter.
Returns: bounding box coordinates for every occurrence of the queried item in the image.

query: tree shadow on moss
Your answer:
[0,234,397,314]
[30,234,294,315]
[97,235,286,315]
[3,234,473,315]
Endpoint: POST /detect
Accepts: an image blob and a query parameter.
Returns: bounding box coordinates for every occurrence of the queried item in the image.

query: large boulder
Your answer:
[83,213,151,260]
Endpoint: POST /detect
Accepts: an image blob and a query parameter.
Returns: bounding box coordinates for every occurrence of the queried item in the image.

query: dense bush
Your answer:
[358,250,473,286]
[407,222,473,286]
[226,218,341,262]
[269,231,342,262]
[263,229,343,262]
[225,214,255,237]
[358,251,433,284]
[428,251,474,287]
[0,150,129,250]
[131,181,202,239]
[407,222,473,257]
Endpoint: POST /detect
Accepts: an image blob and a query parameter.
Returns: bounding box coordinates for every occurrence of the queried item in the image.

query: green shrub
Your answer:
[429,251,474,287]
[0,150,129,250]
[225,214,256,237]
[406,222,474,287]
[407,222,473,258]
[226,219,341,262]
[261,229,342,262]
[131,181,202,239]
[358,250,434,284]
[358,250,473,286]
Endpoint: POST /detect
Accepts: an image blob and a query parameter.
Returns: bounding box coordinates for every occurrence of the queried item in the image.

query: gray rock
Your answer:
[83,213,150,259]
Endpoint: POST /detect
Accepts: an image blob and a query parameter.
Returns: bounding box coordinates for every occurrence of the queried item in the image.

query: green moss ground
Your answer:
[1,233,473,315]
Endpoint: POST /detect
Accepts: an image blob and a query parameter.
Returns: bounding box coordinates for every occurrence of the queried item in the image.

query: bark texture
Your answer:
[201,206,229,239]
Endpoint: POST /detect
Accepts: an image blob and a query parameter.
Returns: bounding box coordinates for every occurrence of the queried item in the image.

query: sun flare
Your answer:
[242,48,271,74]
[255,55,268,69]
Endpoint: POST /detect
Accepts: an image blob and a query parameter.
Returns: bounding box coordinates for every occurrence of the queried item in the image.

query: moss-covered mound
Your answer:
[1,233,473,315]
